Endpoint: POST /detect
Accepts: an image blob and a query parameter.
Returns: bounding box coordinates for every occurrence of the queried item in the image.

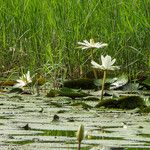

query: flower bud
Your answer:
[76,124,84,143]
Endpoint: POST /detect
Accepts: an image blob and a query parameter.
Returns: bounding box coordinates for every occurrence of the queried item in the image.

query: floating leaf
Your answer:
[121,82,142,91]
[59,87,91,99]
[63,78,95,89]
[110,74,128,89]
[9,88,23,93]
[96,96,145,109]
[94,78,117,87]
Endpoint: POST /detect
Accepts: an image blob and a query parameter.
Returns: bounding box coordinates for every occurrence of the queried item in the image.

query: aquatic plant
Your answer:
[14,71,32,88]
[91,55,119,100]
[95,96,145,109]
[78,39,107,78]
[77,39,108,50]
[76,124,84,150]
[0,0,149,79]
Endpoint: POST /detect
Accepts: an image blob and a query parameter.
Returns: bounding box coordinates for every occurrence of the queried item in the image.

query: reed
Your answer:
[0,0,149,78]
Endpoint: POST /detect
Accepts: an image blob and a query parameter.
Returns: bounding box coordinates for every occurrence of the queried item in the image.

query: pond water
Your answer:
[0,93,150,150]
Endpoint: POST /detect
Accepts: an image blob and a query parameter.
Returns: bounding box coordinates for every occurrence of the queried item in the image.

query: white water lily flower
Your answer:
[77,39,108,50]
[91,55,120,70]
[14,71,32,88]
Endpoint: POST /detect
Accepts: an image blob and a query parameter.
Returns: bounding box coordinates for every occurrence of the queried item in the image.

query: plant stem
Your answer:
[100,70,107,101]
[78,141,81,150]
[91,49,97,79]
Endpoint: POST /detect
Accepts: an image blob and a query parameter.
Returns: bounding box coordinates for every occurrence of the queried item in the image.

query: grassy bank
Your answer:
[0,0,149,79]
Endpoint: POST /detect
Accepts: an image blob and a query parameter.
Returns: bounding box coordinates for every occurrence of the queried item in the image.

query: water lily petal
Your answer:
[16,79,23,83]
[101,55,109,69]
[77,42,88,46]
[91,60,103,69]
[96,43,108,48]
[98,55,119,70]
[101,55,105,64]
[110,58,116,66]
[82,46,90,50]
[14,71,32,88]
[78,40,108,50]
[14,80,26,88]
[26,71,32,83]
[83,40,89,44]
[108,66,120,70]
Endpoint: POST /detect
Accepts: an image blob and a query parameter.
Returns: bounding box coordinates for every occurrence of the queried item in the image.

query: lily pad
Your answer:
[0,92,150,149]
[94,78,117,88]
[47,87,91,99]
[63,78,96,89]
[96,96,145,109]
[110,74,128,90]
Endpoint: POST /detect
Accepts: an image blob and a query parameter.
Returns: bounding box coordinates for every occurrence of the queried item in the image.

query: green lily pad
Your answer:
[59,87,91,99]
[63,78,96,89]
[110,74,128,90]
[93,78,117,87]
[47,87,91,99]
[96,96,145,109]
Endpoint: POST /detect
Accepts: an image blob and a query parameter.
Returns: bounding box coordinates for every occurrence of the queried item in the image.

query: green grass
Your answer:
[0,0,149,79]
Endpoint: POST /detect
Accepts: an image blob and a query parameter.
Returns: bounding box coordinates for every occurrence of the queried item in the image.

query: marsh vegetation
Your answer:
[0,0,150,149]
